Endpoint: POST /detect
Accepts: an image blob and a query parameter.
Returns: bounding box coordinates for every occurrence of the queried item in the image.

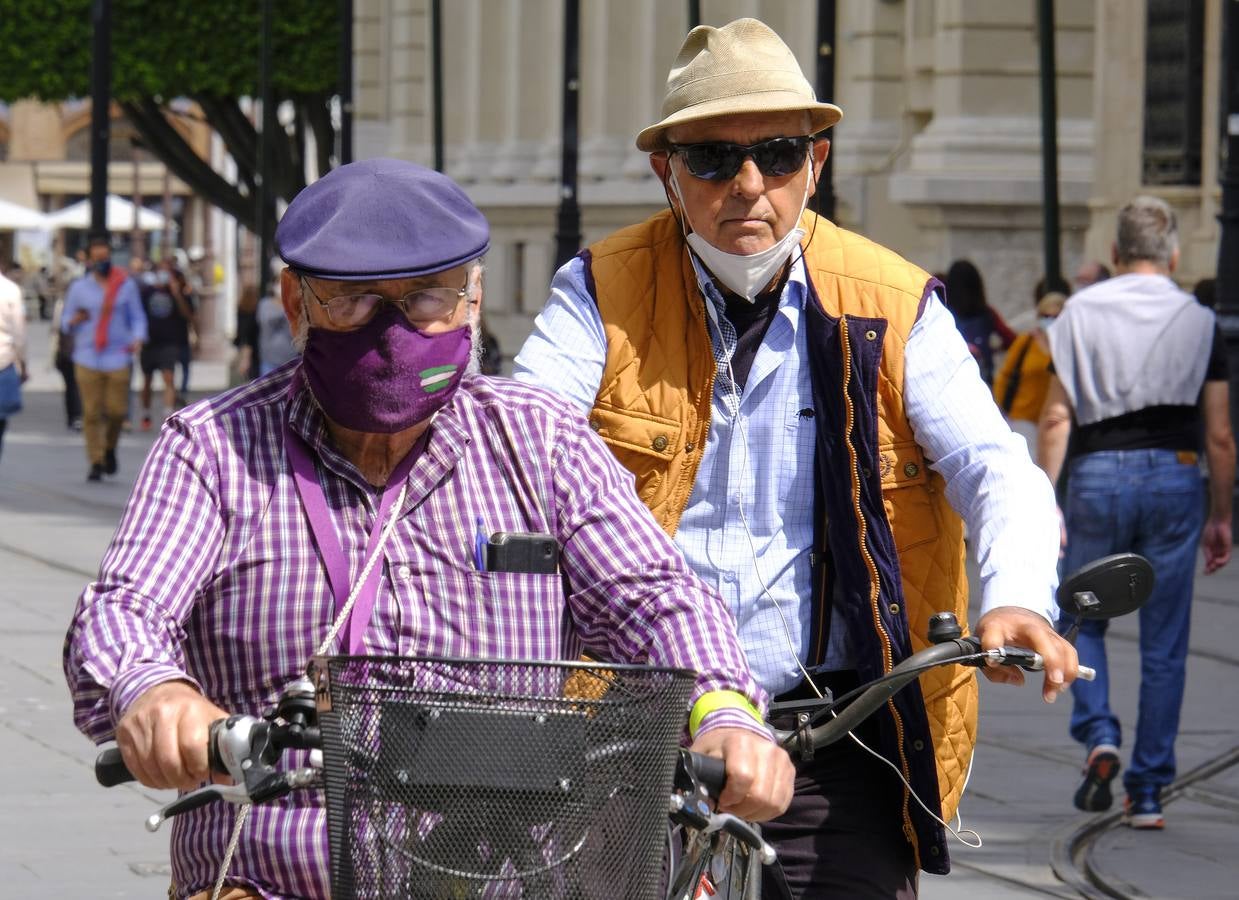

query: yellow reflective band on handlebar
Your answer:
[689,690,764,737]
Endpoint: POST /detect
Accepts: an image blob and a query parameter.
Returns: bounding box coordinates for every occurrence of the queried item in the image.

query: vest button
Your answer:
[684,442,695,452]
[888,602,900,616]
[903,462,919,478]
[589,418,601,432]
[913,739,925,752]
[652,435,669,452]
[930,845,941,856]
[865,329,878,341]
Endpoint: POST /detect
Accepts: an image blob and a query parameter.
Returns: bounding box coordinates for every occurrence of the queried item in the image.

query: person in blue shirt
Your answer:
[61,236,147,481]
[515,17,1076,899]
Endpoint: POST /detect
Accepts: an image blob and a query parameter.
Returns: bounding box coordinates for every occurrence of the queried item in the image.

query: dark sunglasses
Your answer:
[669,135,814,181]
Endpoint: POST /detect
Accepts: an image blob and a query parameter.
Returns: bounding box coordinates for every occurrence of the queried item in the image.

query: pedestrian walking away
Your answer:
[63,159,793,900]
[993,288,1067,456]
[138,260,197,428]
[60,236,147,481]
[514,17,1077,899]
[942,259,1017,387]
[0,268,29,461]
[1037,194,1236,829]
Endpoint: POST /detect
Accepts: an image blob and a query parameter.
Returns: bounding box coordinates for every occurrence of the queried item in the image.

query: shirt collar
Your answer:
[688,246,809,317]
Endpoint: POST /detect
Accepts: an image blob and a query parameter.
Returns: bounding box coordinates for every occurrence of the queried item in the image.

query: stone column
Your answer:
[889,0,1096,322]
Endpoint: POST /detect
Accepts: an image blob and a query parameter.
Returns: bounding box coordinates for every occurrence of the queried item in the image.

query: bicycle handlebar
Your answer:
[771,634,1095,754]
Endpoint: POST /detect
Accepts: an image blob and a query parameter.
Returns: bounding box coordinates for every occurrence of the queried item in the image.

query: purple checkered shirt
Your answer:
[64,368,767,899]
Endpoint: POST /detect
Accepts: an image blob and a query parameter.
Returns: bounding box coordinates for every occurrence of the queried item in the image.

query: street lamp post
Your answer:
[553,0,582,271]
[339,0,354,166]
[1036,0,1069,294]
[431,0,445,172]
[90,0,111,238]
[813,0,836,221]
[1215,0,1239,538]
[257,0,276,299]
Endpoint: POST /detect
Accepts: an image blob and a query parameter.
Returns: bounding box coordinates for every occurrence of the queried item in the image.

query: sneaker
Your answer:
[103,448,118,476]
[87,464,104,482]
[1074,744,1121,812]
[1124,787,1165,829]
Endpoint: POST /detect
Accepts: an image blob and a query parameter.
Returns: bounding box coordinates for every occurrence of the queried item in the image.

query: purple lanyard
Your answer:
[284,418,422,654]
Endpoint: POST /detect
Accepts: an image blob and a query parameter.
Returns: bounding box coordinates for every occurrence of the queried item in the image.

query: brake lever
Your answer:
[145,782,251,832]
[967,645,1096,681]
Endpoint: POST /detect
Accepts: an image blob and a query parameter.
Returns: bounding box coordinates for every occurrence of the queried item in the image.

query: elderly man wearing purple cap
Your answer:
[516,17,1077,898]
[64,159,792,900]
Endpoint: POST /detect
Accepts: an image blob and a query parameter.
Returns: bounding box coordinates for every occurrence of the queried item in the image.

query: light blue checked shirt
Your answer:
[515,253,1061,698]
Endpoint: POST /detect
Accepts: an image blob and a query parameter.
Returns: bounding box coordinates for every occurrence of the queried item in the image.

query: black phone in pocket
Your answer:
[485,532,560,574]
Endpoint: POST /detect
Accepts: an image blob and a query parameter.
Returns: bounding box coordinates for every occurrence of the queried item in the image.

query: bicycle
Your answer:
[96,552,1150,899]
[97,657,774,900]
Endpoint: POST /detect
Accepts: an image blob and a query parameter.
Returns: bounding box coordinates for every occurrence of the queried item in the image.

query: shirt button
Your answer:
[397,565,412,580]
[723,571,737,583]
[730,492,741,505]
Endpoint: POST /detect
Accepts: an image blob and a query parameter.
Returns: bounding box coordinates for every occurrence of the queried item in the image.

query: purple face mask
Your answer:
[301,306,472,433]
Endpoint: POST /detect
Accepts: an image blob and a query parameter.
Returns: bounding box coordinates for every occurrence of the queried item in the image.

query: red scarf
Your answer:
[94,268,129,351]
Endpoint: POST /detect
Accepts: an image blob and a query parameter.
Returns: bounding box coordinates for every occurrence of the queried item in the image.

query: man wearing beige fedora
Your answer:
[516,18,1075,898]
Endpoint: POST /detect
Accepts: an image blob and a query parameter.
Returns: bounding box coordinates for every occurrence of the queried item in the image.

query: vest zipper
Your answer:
[838,317,920,863]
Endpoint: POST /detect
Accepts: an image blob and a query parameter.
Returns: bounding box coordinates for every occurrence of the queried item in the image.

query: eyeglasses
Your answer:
[300,275,470,328]
[668,135,814,182]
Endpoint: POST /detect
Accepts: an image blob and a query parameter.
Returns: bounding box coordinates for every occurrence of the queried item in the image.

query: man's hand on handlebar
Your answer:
[688,726,795,822]
[974,606,1078,703]
[115,680,229,791]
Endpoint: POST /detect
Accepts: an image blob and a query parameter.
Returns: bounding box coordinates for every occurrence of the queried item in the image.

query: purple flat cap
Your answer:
[276,158,490,281]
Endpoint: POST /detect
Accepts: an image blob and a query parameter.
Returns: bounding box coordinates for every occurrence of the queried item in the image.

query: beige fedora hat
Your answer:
[636,18,843,152]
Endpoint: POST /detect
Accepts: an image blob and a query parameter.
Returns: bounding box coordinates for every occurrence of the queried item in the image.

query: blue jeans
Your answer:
[1061,449,1204,791]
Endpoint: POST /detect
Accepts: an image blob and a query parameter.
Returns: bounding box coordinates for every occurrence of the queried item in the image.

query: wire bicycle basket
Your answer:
[310,656,696,899]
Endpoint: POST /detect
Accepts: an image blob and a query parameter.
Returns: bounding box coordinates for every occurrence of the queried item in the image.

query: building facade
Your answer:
[352,0,1222,366]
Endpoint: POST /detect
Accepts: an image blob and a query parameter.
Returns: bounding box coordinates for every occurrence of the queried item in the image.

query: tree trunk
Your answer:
[122,98,255,232]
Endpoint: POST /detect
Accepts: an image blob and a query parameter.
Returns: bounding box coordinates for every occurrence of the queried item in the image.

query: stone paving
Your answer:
[3,320,1237,898]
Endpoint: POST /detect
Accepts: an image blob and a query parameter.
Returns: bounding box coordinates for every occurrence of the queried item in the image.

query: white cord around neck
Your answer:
[210,482,409,899]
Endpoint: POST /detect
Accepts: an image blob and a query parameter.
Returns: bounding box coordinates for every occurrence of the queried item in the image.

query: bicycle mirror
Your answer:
[1056,552,1154,621]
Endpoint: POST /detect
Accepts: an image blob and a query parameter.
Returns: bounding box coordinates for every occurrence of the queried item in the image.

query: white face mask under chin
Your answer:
[670,162,812,302]
[685,227,804,301]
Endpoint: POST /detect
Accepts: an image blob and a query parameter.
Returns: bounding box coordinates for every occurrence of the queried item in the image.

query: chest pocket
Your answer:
[400,563,567,660]
[779,403,818,504]
[878,441,938,553]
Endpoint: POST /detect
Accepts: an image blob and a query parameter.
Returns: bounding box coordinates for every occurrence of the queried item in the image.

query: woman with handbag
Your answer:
[993,291,1067,454]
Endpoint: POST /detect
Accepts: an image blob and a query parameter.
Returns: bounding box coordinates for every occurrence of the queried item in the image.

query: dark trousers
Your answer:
[762,676,919,900]
[55,353,81,426]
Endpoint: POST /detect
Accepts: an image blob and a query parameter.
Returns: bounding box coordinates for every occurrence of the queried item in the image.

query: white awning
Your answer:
[0,196,51,231]
[46,194,167,231]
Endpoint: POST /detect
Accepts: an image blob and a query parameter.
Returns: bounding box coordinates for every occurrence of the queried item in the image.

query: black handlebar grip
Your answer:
[684,751,728,799]
[95,747,136,787]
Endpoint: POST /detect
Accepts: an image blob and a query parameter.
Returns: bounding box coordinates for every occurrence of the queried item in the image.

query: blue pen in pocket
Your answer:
[473,515,487,571]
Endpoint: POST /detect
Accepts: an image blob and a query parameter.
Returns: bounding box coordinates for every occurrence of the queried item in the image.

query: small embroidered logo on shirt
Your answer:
[419,364,457,393]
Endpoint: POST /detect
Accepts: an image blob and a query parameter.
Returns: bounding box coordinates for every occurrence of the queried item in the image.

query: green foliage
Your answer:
[0,0,339,102]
